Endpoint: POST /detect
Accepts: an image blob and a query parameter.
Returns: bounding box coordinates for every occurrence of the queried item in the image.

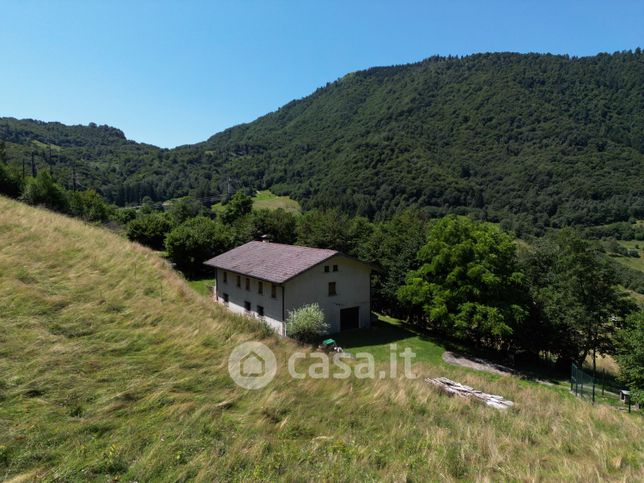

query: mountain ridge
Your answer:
[2,50,643,227]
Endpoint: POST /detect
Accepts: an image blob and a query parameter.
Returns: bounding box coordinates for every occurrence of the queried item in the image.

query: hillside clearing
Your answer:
[211,190,301,216]
[0,196,642,481]
[615,240,644,273]
[252,190,301,213]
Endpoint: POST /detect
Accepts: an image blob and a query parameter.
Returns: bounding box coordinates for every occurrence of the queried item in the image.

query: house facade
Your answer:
[204,241,372,336]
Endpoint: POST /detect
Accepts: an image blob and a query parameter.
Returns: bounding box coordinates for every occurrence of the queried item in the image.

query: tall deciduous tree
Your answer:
[0,162,22,198]
[221,191,253,224]
[0,140,7,164]
[126,213,173,250]
[368,210,427,313]
[165,216,233,274]
[614,311,644,405]
[398,215,528,348]
[249,208,298,244]
[296,209,373,257]
[523,229,634,366]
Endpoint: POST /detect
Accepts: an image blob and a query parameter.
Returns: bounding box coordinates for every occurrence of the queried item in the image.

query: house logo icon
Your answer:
[228,341,277,389]
[240,350,266,377]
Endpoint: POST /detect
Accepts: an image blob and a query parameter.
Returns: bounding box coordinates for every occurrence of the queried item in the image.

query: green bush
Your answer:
[286,304,329,342]
[20,171,68,212]
[0,162,22,198]
[68,190,114,222]
[165,216,233,274]
[126,213,173,250]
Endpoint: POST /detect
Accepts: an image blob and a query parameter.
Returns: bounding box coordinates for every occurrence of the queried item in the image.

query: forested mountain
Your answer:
[2,50,643,228]
[193,51,643,228]
[0,118,164,203]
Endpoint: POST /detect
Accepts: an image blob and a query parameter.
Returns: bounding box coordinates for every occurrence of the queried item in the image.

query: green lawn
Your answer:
[331,314,446,366]
[186,277,214,297]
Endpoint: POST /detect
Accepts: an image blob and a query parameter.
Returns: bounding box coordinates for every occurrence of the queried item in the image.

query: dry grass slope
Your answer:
[0,196,642,481]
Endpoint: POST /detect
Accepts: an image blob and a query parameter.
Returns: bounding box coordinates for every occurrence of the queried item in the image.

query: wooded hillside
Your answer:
[2,50,643,228]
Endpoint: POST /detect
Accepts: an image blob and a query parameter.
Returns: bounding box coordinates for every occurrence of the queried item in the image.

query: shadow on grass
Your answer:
[330,314,457,350]
[328,314,463,365]
[331,313,577,387]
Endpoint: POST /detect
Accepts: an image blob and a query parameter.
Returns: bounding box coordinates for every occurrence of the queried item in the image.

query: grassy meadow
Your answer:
[211,190,301,216]
[615,240,644,273]
[0,196,643,481]
[251,190,301,214]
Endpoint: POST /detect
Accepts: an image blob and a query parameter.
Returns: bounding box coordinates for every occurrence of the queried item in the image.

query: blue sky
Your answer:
[1,1,642,148]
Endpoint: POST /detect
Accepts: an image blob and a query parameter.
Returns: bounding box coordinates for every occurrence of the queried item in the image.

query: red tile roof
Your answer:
[204,241,339,283]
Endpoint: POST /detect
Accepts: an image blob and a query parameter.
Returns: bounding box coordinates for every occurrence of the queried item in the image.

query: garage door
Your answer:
[340,307,360,331]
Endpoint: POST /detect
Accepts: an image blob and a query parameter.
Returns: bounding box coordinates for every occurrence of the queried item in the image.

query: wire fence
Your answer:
[570,363,633,410]
[570,363,597,400]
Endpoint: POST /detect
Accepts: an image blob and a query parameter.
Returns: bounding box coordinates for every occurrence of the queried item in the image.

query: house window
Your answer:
[257,305,264,317]
[258,281,263,295]
[333,264,338,272]
[245,278,250,291]
[223,293,229,303]
[271,284,277,298]
[324,265,329,273]
[223,271,227,283]
[328,282,337,296]
[236,275,241,288]
[244,301,251,312]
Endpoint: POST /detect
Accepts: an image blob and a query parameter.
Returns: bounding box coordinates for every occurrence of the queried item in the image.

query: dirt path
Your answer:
[442,351,516,376]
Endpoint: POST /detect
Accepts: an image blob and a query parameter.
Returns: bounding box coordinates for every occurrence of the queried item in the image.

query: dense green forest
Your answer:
[2,50,643,230]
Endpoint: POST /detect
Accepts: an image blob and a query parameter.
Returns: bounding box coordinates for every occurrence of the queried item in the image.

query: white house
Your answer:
[204,241,372,336]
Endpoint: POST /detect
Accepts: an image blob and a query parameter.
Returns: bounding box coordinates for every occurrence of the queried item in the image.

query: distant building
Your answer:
[204,241,372,336]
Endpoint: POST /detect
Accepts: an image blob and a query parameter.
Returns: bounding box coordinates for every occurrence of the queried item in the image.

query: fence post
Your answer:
[592,348,596,404]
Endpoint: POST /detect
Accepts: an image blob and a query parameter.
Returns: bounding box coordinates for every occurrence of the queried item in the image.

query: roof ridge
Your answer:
[245,240,338,252]
[203,242,342,284]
